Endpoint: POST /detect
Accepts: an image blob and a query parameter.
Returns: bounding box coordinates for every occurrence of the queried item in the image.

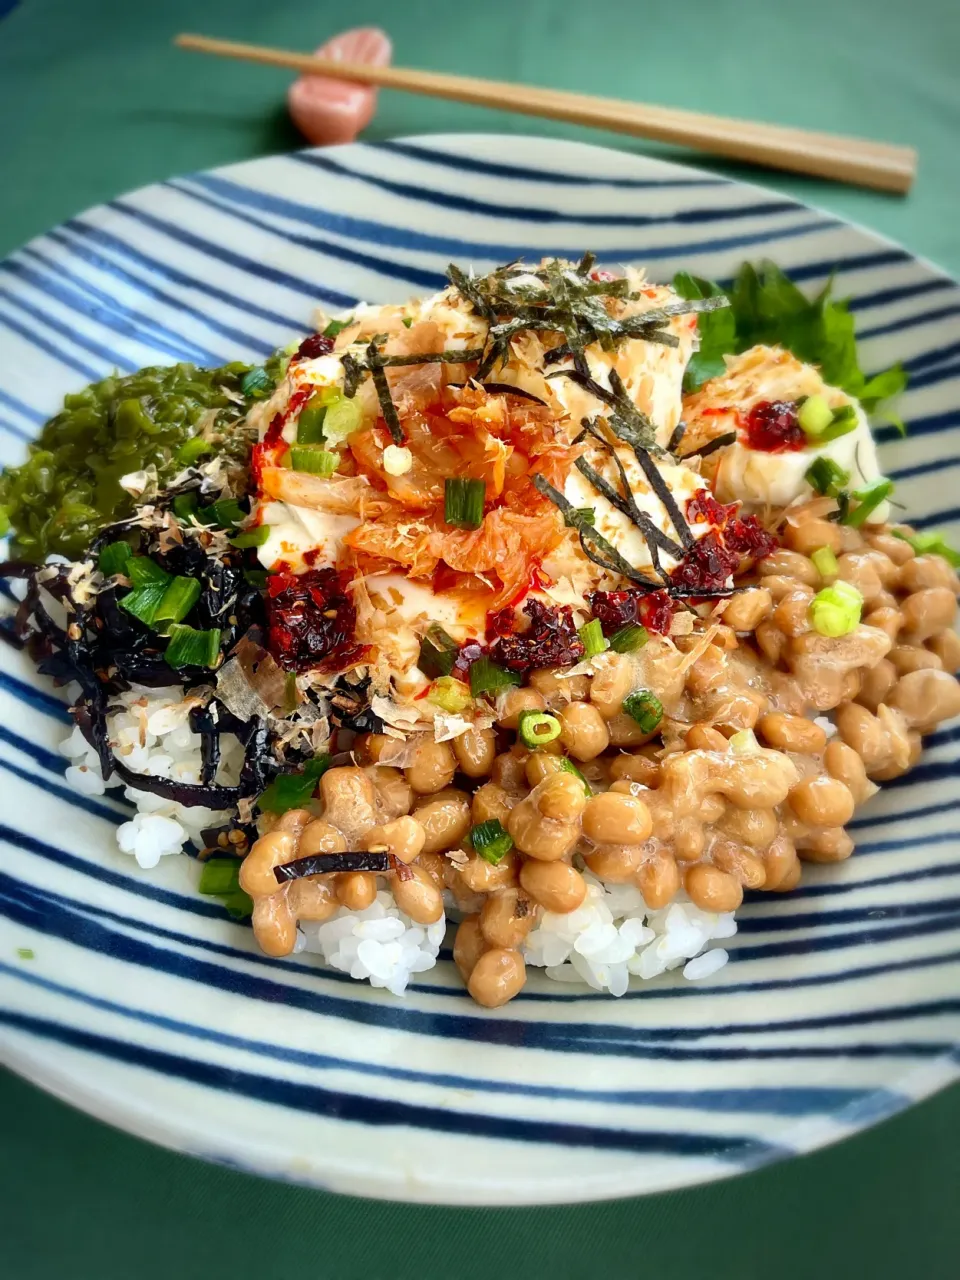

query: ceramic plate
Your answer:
[1,135,958,1205]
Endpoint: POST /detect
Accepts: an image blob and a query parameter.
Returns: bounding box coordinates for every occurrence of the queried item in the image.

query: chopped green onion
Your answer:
[427,676,472,714]
[243,567,270,589]
[418,625,460,679]
[578,618,608,659]
[288,445,339,476]
[323,317,353,337]
[240,366,273,397]
[841,477,894,528]
[175,435,214,466]
[469,655,521,698]
[808,581,863,637]
[797,394,834,437]
[126,556,171,589]
[198,858,253,920]
[518,710,562,748]
[892,529,960,568]
[469,819,514,865]
[118,583,167,626]
[199,858,242,896]
[445,477,486,530]
[172,492,200,522]
[229,524,271,549]
[556,756,592,795]
[401,316,414,329]
[98,540,133,577]
[154,576,201,626]
[0,505,9,538]
[805,456,850,497]
[811,546,839,578]
[16,947,34,960]
[296,393,330,444]
[165,623,222,669]
[257,755,331,814]
[814,405,859,445]
[609,623,649,654]
[204,498,247,529]
[321,396,364,444]
[622,689,663,733]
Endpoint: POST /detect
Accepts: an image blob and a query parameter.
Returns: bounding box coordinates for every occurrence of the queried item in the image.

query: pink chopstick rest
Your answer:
[288,27,392,146]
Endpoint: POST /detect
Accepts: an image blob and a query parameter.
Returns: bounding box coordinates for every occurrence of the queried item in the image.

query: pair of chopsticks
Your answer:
[176,34,916,194]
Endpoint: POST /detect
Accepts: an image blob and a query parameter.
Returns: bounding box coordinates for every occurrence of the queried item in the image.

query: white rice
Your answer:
[60,685,243,867]
[299,890,447,996]
[523,873,735,995]
[60,688,733,997]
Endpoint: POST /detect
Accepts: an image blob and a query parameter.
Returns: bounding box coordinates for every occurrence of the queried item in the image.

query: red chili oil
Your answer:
[488,599,584,673]
[265,568,364,672]
[742,400,805,452]
[588,589,675,636]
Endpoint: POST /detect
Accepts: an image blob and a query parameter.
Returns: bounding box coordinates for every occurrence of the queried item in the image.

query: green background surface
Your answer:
[1,0,958,1275]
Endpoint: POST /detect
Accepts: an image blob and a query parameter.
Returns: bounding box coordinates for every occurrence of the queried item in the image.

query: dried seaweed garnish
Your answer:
[666,421,687,454]
[377,349,486,368]
[365,342,405,445]
[531,473,663,588]
[341,352,366,400]
[111,753,240,809]
[574,420,684,562]
[274,851,410,882]
[679,431,738,461]
[190,703,221,786]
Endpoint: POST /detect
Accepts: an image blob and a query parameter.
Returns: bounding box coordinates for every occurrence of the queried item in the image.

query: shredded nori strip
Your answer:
[365,342,405,445]
[679,431,739,461]
[377,348,486,368]
[190,703,221,786]
[531,473,663,588]
[666,421,687,454]
[274,851,395,882]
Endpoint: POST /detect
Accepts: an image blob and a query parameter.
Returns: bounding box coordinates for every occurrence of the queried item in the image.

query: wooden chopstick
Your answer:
[175,33,916,194]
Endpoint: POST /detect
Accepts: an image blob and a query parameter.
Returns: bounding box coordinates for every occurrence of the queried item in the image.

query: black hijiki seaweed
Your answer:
[274,851,410,882]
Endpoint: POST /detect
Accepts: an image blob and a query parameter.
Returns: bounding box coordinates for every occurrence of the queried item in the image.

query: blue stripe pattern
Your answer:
[1,135,959,1205]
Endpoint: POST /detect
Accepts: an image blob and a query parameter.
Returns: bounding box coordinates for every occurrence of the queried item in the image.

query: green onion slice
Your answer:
[288,445,339,476]
[418,624,460,679]
[98,540,133,577]
[810,546,839,578]
[797,394,834,437]
[165,623,222,669]
[578,618,608,659]
[322,396,364,444]
[469,819,514,865]
[154,576,201,626]
[126,556,171,589]
[198,857,253,920]
[805,457,850,497]
[841,477,894,528]
[556,756,592,795]
[892,529,960,568]
[118,583,167,626]
[622,689,663,733]
[808,581,863,637]
[517,710,562,749]
[323,317,353,337]
[427,676,472,714]
[609,623,649,653]
[257,754,331,814]
[203,498,247,529]
[445,477,486,530]
[229,524,271,549]
[469,655,521,698]
[295,394,329,444]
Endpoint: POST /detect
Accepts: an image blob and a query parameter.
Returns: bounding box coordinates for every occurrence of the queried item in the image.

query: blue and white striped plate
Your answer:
[1,135,959,1205]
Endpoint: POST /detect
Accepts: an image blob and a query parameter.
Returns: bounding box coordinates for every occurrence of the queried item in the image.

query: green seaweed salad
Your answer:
[0,356,283,561]
[0,260,907,562]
